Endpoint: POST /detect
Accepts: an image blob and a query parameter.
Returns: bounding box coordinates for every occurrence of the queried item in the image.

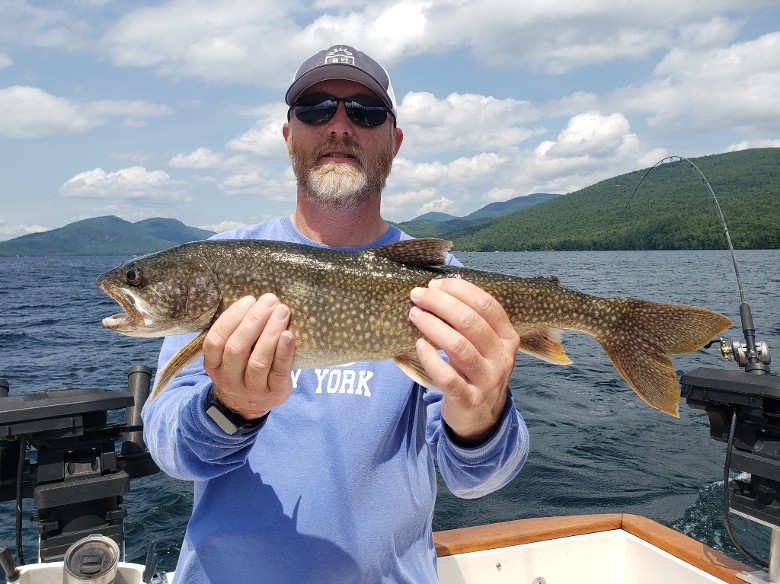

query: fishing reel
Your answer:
[720,339,772,369]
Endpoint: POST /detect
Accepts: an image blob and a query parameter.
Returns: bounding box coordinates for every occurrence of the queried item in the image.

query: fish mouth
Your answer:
[98,282,158,337]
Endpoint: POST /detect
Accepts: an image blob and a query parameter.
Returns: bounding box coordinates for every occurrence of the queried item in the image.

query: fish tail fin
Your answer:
[596,299,732,417]
[149,331,207,400]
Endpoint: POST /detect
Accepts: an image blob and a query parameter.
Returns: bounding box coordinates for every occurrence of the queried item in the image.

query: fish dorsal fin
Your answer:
[370,238,452,267]
[534,275,561,286]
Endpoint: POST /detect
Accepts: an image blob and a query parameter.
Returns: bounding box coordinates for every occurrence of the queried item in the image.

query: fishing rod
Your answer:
[632,155,775,574]
[629,155,770,374]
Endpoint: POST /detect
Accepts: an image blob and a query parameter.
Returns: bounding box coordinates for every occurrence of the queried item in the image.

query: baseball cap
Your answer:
[285,45,397,117]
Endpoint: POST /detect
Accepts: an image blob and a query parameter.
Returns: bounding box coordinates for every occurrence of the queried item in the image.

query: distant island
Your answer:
[1,148,778,256]
[0,216,214,257]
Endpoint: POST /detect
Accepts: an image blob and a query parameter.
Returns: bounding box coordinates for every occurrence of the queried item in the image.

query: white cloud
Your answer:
[102,0,300,85]
[382,187,441,217]
[677,16,742,48]
[1,1,776,228]
[383,110,667,219]
[611,31,780,133]
[97,0,707,85]
[217,167,293,200]
[60,167,190,202]
[111,151,154,164]
[538,112,633,158]
[198,217,278,234]
[513,113,667,194]
[415,195,456,216]
[227,122,287,157]
[0,86,91,138]
[199,220,249,233]
[0,1,93,51]
[399,91,544,156]
[87,99,172,127]
[169,148,224,169]
[0,86,172,138]
[420,0,735,73]
[727,138,780,151]
[0,217,49,241]
[392,152,509,192]
[483,187,519,203]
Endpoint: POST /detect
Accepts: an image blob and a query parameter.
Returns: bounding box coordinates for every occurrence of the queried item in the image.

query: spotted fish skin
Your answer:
[97,238,732,416]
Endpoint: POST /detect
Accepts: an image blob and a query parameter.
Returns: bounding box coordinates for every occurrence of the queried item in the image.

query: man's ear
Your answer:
[393,126,403,157]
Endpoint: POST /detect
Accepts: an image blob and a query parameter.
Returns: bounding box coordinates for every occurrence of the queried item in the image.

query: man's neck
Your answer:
[291,194,389,248]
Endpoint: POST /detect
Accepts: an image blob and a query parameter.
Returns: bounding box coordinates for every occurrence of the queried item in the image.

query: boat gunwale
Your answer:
[433,513,754,584]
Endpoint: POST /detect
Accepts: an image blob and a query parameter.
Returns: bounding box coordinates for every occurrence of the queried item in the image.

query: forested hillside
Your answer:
[450,149,779,251]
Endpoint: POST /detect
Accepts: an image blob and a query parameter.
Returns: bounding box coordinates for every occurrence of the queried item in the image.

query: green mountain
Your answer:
[464,193,560,221]
[399,193,560,237]
[447,148,780,251]
[0,216,215,256]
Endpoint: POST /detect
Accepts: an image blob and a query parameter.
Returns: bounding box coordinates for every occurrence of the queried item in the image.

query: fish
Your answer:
[96,238,732,417]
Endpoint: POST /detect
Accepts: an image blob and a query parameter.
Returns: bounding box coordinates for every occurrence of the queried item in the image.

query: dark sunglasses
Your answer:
[289,93,395,128]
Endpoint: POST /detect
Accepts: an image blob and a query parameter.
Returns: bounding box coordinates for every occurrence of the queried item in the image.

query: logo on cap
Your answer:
[324,46,355,66]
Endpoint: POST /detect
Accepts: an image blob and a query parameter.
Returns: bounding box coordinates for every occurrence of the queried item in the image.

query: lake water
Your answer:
[1,249,778,572]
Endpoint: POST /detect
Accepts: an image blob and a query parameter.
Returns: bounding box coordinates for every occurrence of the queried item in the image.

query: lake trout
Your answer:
[96,238,732,416]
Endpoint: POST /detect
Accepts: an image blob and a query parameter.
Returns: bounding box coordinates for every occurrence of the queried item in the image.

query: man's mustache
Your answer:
[313,139,365,167]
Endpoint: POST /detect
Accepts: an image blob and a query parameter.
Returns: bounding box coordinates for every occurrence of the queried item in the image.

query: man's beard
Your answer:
[288,133,394,211]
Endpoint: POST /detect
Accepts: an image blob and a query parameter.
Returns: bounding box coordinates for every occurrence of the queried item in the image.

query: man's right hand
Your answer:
[202,294,296,420]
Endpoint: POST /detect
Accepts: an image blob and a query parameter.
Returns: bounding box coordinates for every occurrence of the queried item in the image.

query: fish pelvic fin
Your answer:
[394,351,440,391]
[149,330,207,400]
[518,328,573,365]
[596,299,732,417]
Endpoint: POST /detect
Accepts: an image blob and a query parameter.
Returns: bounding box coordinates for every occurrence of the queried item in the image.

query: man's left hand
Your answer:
[409,278,520,446]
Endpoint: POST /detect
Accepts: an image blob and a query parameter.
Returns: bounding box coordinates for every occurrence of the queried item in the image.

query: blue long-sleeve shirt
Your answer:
[142,216,529,583]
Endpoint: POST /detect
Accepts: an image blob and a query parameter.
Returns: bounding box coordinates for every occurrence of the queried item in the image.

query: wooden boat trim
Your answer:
[433,513,754,584]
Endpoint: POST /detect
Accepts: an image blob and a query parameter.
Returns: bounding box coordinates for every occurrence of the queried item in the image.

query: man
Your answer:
[143,45,529,583]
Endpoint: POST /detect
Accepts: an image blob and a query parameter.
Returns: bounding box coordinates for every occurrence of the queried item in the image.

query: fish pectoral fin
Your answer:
[149,330,207,400]
[371,238,452,267]
[518,328,573,365]
[394,351,440,391]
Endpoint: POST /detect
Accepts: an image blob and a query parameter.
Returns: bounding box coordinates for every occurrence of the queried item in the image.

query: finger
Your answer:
[409,302,485,384]
[414,337,472,402]
[428,278,518,344]
[244,302,291,388]
[222,293,278,356]
[267,330,296,397]
[410,282,500,360]
[203,295,256,370]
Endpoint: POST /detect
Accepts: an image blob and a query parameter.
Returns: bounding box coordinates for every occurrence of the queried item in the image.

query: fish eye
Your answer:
[125,264,143,286]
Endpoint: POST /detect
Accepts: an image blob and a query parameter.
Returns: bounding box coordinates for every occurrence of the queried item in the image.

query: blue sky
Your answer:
[1,0,779,240]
